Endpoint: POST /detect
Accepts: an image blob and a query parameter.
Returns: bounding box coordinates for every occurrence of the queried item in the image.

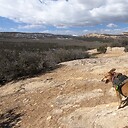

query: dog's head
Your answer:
[101,68,116,83]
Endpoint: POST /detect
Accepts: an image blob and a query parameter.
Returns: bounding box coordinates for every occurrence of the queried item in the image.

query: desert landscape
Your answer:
[1,0,128,127]
[1,47,128,128]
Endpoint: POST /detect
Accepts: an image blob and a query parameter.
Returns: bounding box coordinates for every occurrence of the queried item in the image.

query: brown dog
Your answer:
[102,68,128,109]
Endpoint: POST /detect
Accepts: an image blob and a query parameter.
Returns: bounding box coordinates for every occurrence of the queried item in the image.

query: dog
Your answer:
[101,68,128,109]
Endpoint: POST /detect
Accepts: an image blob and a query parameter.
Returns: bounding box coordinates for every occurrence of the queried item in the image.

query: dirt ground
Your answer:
[1,47,128,128]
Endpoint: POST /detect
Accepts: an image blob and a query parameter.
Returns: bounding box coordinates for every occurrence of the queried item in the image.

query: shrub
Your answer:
[121,40,128,47]
[54,49,90,62]
[0,50,45,84]
[110,42,121,47]
[97,45,107,53]
[17,51,44,75]
[0,48,90,85]
[43,50,59,69]
[124,46,128,52]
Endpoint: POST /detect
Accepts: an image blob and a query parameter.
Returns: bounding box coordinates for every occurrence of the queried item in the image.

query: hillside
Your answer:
[1,32,128,39]
[85,32,128,39]
[0,32,73,39]
[1,47,128,128]
[0,32,106,50]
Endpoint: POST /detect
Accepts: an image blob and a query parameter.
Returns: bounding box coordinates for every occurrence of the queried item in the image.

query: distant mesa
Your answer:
[123,32,128,35]
[83,32,128,39]
[0,32,72,39]
[0,32,128,40]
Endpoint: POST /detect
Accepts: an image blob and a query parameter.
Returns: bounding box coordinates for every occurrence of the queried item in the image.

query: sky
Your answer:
[0,0,128,35]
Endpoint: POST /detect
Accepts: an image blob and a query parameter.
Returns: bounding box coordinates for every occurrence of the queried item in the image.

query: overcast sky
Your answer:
[0,0,128,35]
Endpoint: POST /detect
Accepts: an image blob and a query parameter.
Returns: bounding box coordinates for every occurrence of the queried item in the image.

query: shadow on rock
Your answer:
[0,108,23,128]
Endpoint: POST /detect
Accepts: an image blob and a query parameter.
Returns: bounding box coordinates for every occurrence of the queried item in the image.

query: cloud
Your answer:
[40,27,128,36]
[41,29,82,35]
[0,26,17,32]
[18,24,43,29]
[107,23,118,28]
[0,27,2,30]
[0,0,128,27]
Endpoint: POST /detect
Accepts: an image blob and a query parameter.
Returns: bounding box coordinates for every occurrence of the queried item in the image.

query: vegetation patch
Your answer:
[97,45,107,53]
[0,41,89,85]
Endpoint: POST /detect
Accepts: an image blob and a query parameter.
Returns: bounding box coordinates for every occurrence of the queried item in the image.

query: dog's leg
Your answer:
[116,90,122,109]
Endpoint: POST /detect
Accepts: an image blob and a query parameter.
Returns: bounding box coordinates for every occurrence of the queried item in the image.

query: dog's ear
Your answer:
[108,68,116,74]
